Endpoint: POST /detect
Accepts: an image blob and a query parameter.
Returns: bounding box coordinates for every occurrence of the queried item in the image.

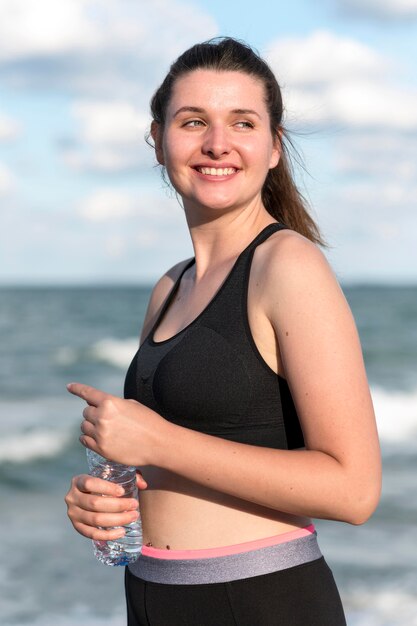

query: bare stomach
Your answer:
[138,466,312,551]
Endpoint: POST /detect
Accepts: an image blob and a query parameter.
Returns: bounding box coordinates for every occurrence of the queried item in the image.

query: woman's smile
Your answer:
[192,163,240,181]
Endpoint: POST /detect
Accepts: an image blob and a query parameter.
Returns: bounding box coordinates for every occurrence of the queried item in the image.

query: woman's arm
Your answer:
[72,235,381,526]
[267,232,382,520]
[65,260,190,540]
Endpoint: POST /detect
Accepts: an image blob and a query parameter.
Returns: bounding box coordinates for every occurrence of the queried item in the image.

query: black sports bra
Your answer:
[124,223,305,449]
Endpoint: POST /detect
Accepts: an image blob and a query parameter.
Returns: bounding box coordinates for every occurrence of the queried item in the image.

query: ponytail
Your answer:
[263,133,326,246]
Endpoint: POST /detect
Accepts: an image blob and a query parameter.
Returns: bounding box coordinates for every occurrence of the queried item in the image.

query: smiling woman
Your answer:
[65,36,381,626]
[151,69,280,220]
[148,37,325,246]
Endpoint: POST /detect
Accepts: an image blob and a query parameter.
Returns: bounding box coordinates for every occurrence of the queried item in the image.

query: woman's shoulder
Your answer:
[139,258,193,343]
[257,226,336,284]
[153,258,193,296]
[253,225,345,320]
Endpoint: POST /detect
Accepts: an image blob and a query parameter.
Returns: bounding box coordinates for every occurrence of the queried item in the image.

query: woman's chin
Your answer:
[184,196,248,216]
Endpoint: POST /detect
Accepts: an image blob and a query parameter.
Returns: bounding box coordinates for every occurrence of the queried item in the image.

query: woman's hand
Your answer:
[67,382,168,467]
[65,471,148,541]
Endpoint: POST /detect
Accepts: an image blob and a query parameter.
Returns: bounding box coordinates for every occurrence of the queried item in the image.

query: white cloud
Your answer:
[63,100,153,172]
[0,0,99,61]
[78,187,182,222]
[327,82,417,129]
[78,188,138,221]
[307,128,417,280]
[0,0,217,96]
[72,101,149,145]
[63,149,139,172]
[334,133,417,181]
[267,31,387,87]
[0,171,190,283]
[70,183,189,280]
[341,180,415,211]
[104,235,125,258]
[0,112,22,141]
[0,162,15,196]
[340,0,417,19]
[284,81,417,130]
[266,31,417,130]
[316,174,417,282]
[270,33,417,270]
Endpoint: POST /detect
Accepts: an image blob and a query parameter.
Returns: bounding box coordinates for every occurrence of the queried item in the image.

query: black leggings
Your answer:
[125,556,347,626]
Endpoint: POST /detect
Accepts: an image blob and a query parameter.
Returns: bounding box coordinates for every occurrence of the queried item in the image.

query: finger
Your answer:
[73,520,126,542]
[136,471,148,490]
[68,486,138,514]
[82,405,98,423]
[80,494,139,514]
[67,383,107,407]
[74,507,140,531]
[79,435,97,451]
[80,420,95,438]
[72,474,132,498]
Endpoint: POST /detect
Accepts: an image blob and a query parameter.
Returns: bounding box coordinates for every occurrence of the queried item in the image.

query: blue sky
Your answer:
[1,0,416,285]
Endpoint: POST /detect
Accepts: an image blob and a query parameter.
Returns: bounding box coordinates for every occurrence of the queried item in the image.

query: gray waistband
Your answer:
[128,531,322,585]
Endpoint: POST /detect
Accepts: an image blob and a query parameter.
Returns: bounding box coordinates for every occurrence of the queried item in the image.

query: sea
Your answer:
[0,283,416,626]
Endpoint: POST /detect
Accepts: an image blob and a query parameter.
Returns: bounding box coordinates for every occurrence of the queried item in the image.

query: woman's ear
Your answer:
[151,121,165,165]
[269,128,282,170]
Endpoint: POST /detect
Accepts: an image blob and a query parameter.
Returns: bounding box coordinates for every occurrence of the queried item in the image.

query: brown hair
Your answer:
[149,36,326,247]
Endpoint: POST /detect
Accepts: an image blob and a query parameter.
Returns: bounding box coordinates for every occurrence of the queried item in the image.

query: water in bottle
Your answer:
[86,449,142,566]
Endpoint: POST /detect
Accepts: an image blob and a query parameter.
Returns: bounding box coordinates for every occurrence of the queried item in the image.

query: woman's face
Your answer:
[152,69,280,218]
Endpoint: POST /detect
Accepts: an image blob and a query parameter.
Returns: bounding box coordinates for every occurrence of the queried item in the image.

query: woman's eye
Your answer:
[183,120,205,128]
[235,121,254,129]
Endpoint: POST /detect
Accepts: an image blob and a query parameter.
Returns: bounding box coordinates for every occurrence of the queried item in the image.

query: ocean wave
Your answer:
[53,346,79,366]
[88,337,138,368]
[1,608,126,626]
[346,584,417,626]
[0,429,71,463]
[0,397,78,464]
[54,337,139,369]
[371,385,417,445]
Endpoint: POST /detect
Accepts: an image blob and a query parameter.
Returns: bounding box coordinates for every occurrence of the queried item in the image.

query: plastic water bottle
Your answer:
[86,449,142,566]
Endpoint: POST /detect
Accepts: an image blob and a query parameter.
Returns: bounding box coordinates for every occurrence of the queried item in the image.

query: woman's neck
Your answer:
[185,205,275,282]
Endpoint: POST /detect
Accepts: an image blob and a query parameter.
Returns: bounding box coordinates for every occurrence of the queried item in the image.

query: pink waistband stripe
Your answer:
[141,524,316,560]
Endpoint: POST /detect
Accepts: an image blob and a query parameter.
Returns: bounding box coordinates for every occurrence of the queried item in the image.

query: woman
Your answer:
[65,37,381,625]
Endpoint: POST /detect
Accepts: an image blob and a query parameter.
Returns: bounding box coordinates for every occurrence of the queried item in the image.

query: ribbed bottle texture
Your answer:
[86,449,142,566]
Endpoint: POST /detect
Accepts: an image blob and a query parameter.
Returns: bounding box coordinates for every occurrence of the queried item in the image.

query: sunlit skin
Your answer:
[152,69,280,226]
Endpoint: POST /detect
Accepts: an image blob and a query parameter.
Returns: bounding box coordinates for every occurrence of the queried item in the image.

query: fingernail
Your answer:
[116,486,125,495]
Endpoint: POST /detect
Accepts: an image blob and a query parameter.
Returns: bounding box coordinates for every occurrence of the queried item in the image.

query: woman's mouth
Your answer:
[194,167,238,176]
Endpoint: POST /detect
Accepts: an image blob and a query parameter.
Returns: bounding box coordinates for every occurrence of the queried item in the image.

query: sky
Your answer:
[1,0,417,285]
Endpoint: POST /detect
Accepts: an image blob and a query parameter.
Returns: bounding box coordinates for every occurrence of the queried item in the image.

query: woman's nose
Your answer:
[201,125,231,158]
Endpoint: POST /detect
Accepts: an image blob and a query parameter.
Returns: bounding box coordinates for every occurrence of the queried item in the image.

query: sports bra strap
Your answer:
[148,258,195,340]
[148,222,288,341]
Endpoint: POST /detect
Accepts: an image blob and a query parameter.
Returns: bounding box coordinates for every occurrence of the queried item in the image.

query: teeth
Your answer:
[198,167,236,176]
